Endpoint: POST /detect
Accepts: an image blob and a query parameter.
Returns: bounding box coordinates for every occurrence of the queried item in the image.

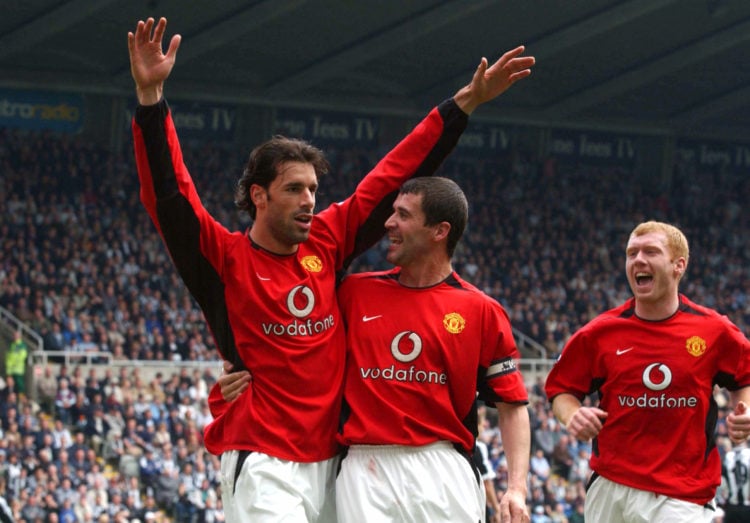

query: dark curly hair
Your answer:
[235,136,330,220]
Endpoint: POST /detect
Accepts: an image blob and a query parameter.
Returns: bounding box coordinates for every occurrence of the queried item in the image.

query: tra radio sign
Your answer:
[0,88,84,133]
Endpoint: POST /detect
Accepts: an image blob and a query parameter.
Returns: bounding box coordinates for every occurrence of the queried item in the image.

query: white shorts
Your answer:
[585,474,715,523]
[220,450,338,523]
[336,441,485,523]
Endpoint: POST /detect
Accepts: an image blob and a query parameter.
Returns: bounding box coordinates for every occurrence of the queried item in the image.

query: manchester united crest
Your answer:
[685,335,707,357]
[443,312,465,334]
[300,255,323,273]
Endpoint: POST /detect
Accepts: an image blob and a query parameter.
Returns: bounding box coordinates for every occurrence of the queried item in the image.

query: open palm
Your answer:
[127,17,181,102]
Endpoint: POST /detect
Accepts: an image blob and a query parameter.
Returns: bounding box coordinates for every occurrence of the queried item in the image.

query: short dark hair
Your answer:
[235,136,330,219]
[399,176,468,257]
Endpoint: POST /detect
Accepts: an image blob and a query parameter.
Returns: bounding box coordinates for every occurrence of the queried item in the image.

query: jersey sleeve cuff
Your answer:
[135,98,170,126]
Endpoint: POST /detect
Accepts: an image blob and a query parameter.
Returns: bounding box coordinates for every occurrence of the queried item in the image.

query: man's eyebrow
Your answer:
[282,180,314,189]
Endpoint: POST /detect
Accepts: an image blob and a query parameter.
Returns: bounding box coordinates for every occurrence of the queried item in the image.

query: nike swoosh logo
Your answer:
[616,347,634,355]
[362,315,382,322]
[256,274,271,281]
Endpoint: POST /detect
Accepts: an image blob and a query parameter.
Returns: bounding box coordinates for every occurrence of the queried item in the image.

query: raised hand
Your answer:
[454,45,535,114]
[127,17,181,105]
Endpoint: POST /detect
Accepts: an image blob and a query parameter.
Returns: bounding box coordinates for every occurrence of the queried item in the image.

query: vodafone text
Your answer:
[617,393,698,409]
[360,365,447,384]
[261,315,334,337]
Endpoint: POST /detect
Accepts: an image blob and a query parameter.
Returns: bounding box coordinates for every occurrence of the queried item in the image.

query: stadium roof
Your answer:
[3,0,750,140]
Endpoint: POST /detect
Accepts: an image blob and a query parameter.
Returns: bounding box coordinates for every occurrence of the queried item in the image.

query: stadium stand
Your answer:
[1,125,747,521]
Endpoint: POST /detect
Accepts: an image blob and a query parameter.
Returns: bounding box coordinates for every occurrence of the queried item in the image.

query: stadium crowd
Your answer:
[1,126,748,521]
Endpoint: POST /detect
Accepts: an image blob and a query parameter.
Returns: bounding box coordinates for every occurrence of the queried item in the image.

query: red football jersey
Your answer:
[337,270,528,453]
[545,295,750,504]
[132,98,468,461]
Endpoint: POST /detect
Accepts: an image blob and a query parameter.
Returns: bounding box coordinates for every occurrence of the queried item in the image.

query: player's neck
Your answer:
[634,294,680,321]
[397,259,453,288]
[248,225,298,255]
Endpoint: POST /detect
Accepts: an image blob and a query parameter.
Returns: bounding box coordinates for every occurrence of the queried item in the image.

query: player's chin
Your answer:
[292,229,311,244]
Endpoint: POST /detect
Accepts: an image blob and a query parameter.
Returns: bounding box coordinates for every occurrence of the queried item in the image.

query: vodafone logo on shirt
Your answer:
[617,362,698,409]
[391,332,422,362]
[359,330,448,385]
[642,363,672,391]
[261,285,335,337]
[287,286,314,318]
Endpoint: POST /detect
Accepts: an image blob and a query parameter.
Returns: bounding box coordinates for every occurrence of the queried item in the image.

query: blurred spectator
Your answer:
[139,446,161,492]
[54,379,76,425]
[20,491,45,522]
[174,482,200,523]
[0,477,13,523]
[551,434,575,480]
[533,414,556,458]
[568,447,591,484]
[154,468,180,510]
[531,504,552,523]
[85,405,111,454]
[5,330,28,396]
[51,419,73,452]
[548,501,569,523]
[36,365,58,415]
[530,449,552,481]
[568,501,585,523]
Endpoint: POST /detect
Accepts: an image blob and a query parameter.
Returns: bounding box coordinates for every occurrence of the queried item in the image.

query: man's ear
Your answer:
[674,256,687,279]
[250,185,266,209]
[433,222,451,243]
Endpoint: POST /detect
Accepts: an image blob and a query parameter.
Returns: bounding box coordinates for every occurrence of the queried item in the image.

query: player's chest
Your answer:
[224,249,337,315]
[599,326,720,394]
[349,291,477,367]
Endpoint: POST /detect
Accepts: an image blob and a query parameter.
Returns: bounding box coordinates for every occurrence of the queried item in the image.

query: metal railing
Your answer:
[0,305,43,353]
[12,301,555,388]
[513,327,548,359]
[29,351,557,385]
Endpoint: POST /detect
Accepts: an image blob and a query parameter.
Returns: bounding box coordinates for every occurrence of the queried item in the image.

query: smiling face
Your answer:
[251,161,317,254]
[625,229,686,319]
[384,192,433,269]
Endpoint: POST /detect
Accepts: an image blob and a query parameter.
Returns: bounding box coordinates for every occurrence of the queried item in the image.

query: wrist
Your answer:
[504,483,528,499]
[136,85,163,106]
[452,85,478,115]
[559,402,582,428]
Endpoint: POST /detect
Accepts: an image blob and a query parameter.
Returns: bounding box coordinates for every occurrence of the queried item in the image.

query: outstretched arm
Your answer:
[127,17,182,106]
[453,46,535,115]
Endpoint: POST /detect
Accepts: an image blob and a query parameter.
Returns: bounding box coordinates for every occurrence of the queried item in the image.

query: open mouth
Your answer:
[634,272,653,286]
[295,214,313,228]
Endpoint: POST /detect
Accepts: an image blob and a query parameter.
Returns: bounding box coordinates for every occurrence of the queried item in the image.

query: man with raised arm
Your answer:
[129,16,534,522]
